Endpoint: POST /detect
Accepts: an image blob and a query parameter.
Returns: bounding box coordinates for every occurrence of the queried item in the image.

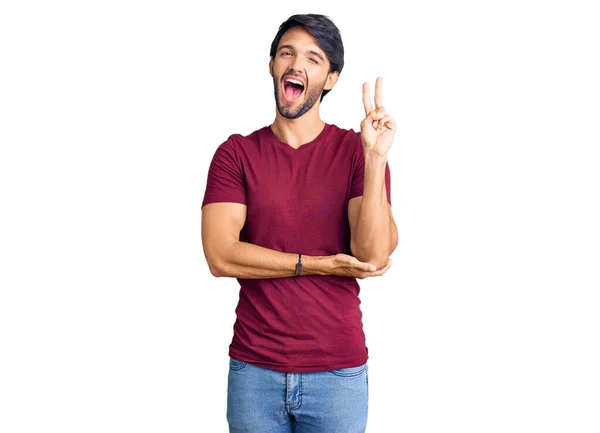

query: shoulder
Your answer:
[328,123,358,138]
[216,126,264,151]
[328,124,363,164]
[212,126,268,164]
[327,123,362,149]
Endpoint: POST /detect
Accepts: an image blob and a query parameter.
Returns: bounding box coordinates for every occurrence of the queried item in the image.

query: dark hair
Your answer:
[269,14,344,101]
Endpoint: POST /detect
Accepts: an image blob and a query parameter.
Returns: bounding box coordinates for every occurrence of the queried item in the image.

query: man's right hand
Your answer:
[327,254,392,279]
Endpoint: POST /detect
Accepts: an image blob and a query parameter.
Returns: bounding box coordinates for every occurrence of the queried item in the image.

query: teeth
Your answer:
[285,78,304,87]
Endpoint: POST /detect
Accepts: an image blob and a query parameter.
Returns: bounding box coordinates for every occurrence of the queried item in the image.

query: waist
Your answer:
[230,276,366,371]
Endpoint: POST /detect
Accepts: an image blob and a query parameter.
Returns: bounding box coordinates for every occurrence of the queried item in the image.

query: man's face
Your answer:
[270,26,336,119]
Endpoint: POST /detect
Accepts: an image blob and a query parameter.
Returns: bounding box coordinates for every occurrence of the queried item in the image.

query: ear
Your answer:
[269,58,273,77]
[323,71,339,91]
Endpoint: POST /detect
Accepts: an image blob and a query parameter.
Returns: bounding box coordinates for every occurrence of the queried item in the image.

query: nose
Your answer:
[291,56,305,73]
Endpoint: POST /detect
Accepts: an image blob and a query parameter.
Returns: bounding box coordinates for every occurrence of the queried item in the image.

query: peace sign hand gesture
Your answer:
[360,77,396,156]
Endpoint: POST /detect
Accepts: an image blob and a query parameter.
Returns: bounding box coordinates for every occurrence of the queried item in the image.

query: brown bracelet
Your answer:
[295,254,302,276]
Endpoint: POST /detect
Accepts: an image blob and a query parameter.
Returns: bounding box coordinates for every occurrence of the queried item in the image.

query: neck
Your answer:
[270,109,325,149]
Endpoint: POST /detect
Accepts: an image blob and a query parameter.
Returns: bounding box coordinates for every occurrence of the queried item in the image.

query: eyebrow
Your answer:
[278,44,325,62]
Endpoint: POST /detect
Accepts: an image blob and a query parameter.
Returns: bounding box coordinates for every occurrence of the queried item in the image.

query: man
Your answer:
[201,13,398,433]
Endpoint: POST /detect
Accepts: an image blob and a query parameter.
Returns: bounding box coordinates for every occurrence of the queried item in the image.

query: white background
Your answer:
[1,0,599,432]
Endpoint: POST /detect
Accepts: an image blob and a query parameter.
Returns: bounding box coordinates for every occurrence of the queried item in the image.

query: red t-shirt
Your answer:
[202,123,391,372]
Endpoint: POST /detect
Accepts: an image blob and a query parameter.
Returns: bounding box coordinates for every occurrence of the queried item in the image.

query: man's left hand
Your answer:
[360,76,397,156]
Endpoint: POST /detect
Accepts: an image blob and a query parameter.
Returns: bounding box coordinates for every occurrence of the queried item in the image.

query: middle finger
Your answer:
[374,76,383,108]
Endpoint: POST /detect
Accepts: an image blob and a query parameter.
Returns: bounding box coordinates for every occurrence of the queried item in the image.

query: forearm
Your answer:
[352,153,396,266]
[208,240,330,279]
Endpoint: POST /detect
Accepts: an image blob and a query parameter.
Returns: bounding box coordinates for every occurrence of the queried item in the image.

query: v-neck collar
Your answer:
[267,123,332,152]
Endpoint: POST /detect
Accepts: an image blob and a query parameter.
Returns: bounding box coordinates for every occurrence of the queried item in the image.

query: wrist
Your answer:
[364,151,387,166]
[302,255,331,276]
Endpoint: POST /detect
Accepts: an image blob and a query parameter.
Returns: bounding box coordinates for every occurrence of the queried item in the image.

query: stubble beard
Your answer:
[273,75,326,119]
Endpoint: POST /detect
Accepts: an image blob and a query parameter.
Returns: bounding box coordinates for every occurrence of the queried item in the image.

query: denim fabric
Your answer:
[227,357,369,432]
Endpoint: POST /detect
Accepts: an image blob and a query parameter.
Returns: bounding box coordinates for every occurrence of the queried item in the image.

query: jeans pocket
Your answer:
[329,363,367,377]
[229,357,248,371]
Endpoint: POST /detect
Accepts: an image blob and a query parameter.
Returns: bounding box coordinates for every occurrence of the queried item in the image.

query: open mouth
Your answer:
[282,76,305,103]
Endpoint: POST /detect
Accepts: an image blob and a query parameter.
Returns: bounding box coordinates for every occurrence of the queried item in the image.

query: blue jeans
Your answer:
[227,357,369,432]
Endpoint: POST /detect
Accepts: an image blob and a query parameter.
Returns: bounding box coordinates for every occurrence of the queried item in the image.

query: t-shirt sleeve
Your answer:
[202,137,247,208]
[349,136,392,205]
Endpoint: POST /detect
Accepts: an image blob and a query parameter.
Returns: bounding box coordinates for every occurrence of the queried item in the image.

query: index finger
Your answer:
[362,82,373,116]
[374,76,383,108]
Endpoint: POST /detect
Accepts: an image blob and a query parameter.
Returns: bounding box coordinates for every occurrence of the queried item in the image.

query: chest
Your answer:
[245,146,354,219]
